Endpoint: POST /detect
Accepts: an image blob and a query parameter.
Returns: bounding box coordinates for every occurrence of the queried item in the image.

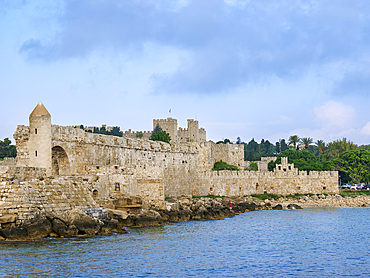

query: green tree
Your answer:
[275,142,280,154]
[332,150,370,184]
[0,138,16,159]
[110,126,123,137]
[236,137,242,144]
[150,130,171,143]
[301,137,313,149]
[136,131,143,138]
[315,140,326,161]
[245,138,260,161]
[248,162,258,171]
[326,138,358,160]
[212,160,239,171]
[288,135,300,149]
[152,124,162,135]
[267,149,333,172]
[280,139,288,152]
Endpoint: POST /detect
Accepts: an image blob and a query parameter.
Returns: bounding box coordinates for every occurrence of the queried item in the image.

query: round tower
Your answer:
[28,102,52,176]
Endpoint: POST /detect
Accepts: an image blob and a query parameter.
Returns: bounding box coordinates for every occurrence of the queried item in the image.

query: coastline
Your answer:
[1,193,369,242]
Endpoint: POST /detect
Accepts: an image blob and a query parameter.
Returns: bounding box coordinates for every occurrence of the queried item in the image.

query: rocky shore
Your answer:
[1,194,370,242]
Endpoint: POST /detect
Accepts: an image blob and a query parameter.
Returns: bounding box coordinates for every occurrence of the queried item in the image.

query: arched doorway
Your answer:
[52,146,70,175]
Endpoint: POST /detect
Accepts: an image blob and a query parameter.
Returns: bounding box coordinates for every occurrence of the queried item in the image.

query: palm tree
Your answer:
[288,135,300,149]
[301,137,313,149]
[315,140,326,161]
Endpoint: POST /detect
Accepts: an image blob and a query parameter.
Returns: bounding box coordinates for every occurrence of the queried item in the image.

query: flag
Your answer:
[169,109,171,113]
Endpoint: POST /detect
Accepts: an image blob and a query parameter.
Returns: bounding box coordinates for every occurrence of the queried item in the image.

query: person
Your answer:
[229,202,233,210]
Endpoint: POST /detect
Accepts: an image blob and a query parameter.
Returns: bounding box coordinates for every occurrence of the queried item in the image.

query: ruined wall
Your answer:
[211,143,244,168]
[0,166,98,225]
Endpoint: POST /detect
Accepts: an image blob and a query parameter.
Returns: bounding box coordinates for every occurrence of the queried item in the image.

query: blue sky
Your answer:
[1,0,370,145]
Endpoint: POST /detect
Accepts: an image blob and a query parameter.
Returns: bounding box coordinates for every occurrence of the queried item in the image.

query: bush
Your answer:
[212,160,239,171]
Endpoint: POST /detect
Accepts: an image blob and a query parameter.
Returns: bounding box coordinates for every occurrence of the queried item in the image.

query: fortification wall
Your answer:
[211,143,244,168]
[208,170,339,196]
[0,158,17,166]
[0,166,98,225]
[39,125,203,176]
[123,129,152,140]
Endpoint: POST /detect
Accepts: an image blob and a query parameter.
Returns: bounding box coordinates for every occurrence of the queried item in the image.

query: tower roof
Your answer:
[30,102,50,116]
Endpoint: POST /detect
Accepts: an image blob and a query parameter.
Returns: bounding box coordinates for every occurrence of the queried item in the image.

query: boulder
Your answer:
[106,209,128,221]
[25,215,53,239]
[272,204,283,210]
[135,209,162,227]
[1,227,28,241]
[68,209,101,236]
[0,214,17,224]
[287,204,303,209]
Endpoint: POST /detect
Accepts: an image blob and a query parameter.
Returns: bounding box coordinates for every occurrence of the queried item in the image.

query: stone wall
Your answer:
[0,158,17,166]
[0,166,97,225]
[211,143,244,168]
[163,169,339,198]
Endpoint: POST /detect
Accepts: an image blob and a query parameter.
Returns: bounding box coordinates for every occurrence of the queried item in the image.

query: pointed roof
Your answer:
[30,102,50,116]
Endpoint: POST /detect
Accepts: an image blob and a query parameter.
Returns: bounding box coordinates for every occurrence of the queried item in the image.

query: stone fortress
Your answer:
[0,102,339,226]
[123,117,206,143]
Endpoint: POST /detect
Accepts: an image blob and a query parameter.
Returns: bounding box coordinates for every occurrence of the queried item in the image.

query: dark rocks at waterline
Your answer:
[0,208,128,242]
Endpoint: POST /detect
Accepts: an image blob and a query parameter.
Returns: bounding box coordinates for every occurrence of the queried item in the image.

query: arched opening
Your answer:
[92,190,98,200]
[52,146,70,176]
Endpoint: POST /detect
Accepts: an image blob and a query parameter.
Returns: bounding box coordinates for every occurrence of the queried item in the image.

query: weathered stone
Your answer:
[0,214,17,224]
[272,204,283,210]
[1,227,28,241]
[68,209,101,236]
[25,216,53,239]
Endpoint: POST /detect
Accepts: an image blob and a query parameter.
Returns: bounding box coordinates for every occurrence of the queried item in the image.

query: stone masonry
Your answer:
[0,102,339,223]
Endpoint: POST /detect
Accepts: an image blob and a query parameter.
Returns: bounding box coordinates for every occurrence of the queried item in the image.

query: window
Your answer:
[35,128,37,134]
[115,183,120,191]
[35,151,37,157]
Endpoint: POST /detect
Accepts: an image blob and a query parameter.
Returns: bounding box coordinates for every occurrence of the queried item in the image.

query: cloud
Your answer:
[16,0,370,94]
[361,122,370,136]
[313,100,356,130]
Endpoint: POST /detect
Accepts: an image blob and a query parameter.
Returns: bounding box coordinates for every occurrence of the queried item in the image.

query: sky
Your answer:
[1,0,370,145]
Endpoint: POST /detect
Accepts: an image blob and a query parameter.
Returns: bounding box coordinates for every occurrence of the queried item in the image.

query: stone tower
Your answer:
[28,102,52,176]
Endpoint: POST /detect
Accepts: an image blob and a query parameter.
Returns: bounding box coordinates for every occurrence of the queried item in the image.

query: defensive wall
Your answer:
[3,102,339,219]
[0,166,97,226]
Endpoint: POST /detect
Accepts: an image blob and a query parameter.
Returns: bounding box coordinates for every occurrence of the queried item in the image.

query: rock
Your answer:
[68,209,101,236]
[287,204,303,209]
[52,218,78,237]
[106,209,128,221]
[0,214,17,224]
[0,236,5,241]
[25,215,53,239]
[135,209,162,227]
[1,227,28,241]
[49,232,59,237]
[272,204,283,210]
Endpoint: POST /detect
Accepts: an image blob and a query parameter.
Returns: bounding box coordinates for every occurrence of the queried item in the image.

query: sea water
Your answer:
[1,207,370,277]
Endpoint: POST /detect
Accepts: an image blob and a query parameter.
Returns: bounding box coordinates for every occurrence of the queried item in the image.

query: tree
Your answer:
[326,138,358,160]
[275,142,280,154]
[245,138,260,161]
[110,126,123,137]
[332,150,370,184]
[280,139,288,152]
[136,132,143,138]
[315,140,326,161]
[0,138,16,159]
[236,137,242,144]
[152,124,162,135]
[150,129,171,143]
[301,137,313,149]
[267,149,333,172]
[212,160,239,171]
[288,135,300,149]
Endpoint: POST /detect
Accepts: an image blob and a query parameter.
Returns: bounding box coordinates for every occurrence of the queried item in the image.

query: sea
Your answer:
[1,207,370,277]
